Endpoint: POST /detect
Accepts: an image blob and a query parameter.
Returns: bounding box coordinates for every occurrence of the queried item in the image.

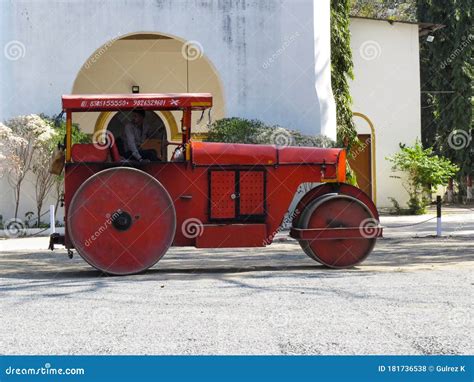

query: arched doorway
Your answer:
[350,112,377,203]
[71,31,225,159]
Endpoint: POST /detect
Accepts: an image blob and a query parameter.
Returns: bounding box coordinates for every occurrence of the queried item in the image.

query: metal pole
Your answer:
[436,195,442,237]
[49,205,56,235]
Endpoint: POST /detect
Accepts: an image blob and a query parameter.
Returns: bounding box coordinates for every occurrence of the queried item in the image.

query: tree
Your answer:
[351,0,417,22]
[417,0,473,200]
[1,115,54,219]
[331,0,357,148]
[40,114,90,220]
[387,141,459,213]
[31,123,58,227]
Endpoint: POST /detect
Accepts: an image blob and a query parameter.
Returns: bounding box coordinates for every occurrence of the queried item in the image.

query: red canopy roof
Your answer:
[62,93,212,112]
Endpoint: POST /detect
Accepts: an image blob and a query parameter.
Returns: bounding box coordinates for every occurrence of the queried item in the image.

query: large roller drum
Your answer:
[296,193,377,268]
[67,167,176,275]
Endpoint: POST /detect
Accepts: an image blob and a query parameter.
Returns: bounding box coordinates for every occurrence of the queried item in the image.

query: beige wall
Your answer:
[350,18,422,208]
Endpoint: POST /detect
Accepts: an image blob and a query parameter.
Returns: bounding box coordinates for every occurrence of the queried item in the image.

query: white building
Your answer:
[349,16,424,207]
[0,1,424,224]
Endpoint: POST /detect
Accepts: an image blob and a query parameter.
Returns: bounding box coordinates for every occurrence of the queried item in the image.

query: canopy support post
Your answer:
[65,111,72,162]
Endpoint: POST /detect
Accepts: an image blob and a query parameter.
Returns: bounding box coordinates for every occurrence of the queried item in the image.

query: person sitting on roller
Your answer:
[123,109,159,162]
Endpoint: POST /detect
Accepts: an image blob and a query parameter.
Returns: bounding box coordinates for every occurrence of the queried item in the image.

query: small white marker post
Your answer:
[436,196,442,237]
[49,205,56,235]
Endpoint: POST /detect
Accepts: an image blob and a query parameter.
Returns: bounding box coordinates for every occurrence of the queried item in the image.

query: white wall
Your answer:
[0,0,336,221]
[349,17,422,207]
[1,0,334,135]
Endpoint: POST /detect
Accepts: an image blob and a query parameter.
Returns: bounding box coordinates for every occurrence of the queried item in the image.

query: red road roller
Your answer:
[49,93,382,275]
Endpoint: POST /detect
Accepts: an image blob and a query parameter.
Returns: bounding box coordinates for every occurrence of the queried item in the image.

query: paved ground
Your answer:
[0,210,472,355]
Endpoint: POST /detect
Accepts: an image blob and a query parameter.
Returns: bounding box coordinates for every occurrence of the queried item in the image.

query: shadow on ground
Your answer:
[0,236,472,284]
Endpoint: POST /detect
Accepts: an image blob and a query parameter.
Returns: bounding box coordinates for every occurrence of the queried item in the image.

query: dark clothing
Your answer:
[124,149,159,161]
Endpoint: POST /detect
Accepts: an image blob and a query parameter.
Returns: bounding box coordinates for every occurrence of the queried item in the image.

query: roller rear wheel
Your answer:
[67,167,176,275]
[297,194,377,268]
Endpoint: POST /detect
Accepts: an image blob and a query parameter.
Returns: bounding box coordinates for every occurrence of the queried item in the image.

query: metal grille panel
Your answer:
[239,171,265,215]
[210,171,236,219]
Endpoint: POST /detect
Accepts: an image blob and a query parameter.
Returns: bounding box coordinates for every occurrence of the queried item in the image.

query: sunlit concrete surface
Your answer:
[1,213,472,355]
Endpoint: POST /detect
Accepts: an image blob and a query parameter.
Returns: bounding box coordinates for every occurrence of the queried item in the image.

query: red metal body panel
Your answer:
[239,171,265,215]
[210,171,236,219]
[71,144,108,162]
[196,224,267,248]
[62,93,212,112]
[278,146,341,164]
[63,157,342,249]
[191,141,277,165]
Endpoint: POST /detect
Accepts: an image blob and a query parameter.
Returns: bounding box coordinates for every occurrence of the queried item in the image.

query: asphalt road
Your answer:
[0,229,472,355]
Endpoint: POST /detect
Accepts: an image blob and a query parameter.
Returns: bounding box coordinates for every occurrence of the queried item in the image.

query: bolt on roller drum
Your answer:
[67,167,176,275]
[298,194,377,268]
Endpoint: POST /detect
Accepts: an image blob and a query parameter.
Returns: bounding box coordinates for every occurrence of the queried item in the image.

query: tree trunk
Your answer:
[447,178,454,203]
[14,185,21,219]
[467,175,472,202]
[37,202,42,228]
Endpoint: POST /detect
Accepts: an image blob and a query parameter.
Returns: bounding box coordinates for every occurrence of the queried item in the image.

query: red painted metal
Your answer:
[56,92,382,275]
[196,224,267,248]
[71,144,108,162]
[191,141,278,166]
[293,183,379,225]
[239,171,265,215]
[110,142,121,162]
[62,93,212,112]
[278,146,342,164]
[67,167,176,275]
[290,227,383,240]
[182,108,192,144]
[295,194,377,268]
[210,171,236,219]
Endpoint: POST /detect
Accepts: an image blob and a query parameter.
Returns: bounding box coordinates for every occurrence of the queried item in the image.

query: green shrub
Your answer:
[387,141,459,214]
[205,117,335,148]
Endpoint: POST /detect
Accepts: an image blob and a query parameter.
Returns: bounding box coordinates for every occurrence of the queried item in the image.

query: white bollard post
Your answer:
[436,196,442,237]
[49,205,56,234]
